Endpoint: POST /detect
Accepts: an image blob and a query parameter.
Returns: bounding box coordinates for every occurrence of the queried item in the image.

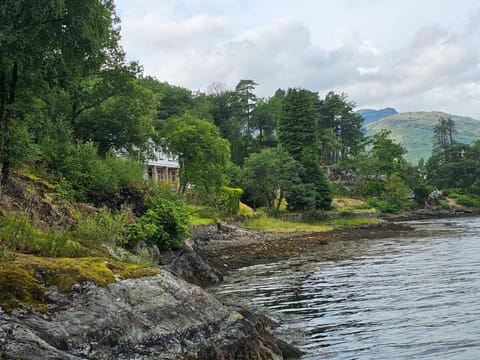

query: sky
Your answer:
[115,0,480,118]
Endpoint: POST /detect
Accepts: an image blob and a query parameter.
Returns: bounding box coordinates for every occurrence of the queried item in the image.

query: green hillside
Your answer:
[364,111,480,164]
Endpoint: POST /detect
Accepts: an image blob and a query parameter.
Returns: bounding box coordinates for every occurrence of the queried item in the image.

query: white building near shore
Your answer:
[144,142,180,188]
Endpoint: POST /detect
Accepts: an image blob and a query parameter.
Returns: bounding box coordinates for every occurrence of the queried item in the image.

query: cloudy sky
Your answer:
[115,0,480,118]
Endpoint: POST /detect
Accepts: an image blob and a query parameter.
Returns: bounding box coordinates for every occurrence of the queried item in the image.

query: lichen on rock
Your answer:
[0,271,301,359]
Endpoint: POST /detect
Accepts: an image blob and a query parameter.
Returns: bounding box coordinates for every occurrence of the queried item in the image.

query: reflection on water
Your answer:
[214,217,480,359]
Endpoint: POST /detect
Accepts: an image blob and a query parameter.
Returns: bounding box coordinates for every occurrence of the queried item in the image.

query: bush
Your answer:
[413,184,432,205]
[192,186,243,221]
[300,209,328,222]
[367,198,400,213]
[127,198,190,250]
[455,194,480,207]
[362,181,385,197]
[45,142,144,201]
[72,208,131,248]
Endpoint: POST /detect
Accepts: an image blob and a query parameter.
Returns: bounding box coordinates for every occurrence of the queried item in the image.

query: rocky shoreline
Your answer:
[194,221,412,273]
[2,209,478,360]
[193,206,480,273]
[0,267,302,360]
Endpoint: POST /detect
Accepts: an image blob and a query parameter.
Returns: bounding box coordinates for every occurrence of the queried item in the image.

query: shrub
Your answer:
[367,198,400,214]
[72,208,131,248]
[455,194,480,207]
[362,181,385,197]
[193,186,243,221]
[413,184,432,205]
[300,209,328,222]
[46,142,144,201]
[127,198,190,250]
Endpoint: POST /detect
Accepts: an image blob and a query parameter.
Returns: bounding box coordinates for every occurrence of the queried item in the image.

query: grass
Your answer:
[330,197,377,214]
[243,214,379,233]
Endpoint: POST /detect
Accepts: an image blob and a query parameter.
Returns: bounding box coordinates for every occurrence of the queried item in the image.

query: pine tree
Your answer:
[279,88,331,210]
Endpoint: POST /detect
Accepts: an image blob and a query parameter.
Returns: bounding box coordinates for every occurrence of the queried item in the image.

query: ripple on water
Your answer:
[214,217,480,359]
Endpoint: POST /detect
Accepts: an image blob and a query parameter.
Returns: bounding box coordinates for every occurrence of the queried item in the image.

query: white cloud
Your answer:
[116,1,480,119]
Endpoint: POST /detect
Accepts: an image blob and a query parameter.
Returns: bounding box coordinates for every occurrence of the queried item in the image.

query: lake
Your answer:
[213,217,480,359]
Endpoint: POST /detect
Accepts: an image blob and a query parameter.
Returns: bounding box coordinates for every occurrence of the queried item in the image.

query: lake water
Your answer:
[213,217,480,359]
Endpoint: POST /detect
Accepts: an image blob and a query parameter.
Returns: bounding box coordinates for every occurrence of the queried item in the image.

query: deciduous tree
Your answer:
[159,115,231,194]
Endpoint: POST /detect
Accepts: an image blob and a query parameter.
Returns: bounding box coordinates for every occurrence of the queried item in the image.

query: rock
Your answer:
[170,247,223,286]
[0,271,300,359]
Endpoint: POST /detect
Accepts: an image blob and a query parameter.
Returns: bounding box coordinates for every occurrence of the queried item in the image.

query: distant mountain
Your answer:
[363,111,480,164]
[357,107,398,126]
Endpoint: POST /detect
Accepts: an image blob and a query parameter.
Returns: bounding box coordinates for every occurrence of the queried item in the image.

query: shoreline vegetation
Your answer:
[1,172,480,359]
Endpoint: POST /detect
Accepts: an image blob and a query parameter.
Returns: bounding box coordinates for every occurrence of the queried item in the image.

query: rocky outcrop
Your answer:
[0,270,301,360]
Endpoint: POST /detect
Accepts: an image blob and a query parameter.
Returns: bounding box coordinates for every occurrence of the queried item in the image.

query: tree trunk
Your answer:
[275,188,284,215]
[0,63,18,186]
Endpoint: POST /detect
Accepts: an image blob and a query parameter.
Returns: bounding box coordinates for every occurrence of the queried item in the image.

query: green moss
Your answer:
[0,254,159,313]
[0,268,47,313]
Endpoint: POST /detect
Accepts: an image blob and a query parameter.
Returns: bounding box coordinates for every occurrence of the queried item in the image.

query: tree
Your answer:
[209,89,245,165]
[235,79,258,134]
[235,79,259,161]
[141,78,194,122]
[278,88,331,210]
[242,147,302,215]
[317,91,364,164]
[368,129,407,178]
[0,0,123,186]
[426,143,479,191]
[74,78,157,156]
[432,116,456,160]
[250,89,284,147]
[159,115,231,194]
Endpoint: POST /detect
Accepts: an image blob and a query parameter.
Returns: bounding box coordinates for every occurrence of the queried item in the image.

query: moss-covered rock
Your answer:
[0,254,159,313]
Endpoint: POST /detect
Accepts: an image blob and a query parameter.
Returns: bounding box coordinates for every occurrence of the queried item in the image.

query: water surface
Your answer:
[214,217,480,359]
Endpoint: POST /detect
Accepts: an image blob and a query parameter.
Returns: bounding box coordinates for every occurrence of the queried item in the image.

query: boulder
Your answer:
[0,271,300,359]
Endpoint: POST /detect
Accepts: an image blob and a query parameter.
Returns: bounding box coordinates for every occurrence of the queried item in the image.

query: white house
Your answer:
[145,142,180,188]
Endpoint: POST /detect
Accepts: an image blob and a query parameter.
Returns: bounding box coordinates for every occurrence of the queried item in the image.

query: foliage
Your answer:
[141,78,195,122]
[317,91,364,164]
[159,114,231,194]
[0,213,89,257]
[362,181,385,197]
[72,208,131,248]
[365,174,410,213]
[279,88,332,210]
[363,111,480,164]
[384,174,410,209]
[0,0,124,186]
[432,116,456,160]
[454,194,480,207]
[242,147,303,215]
[367,198,401,214]
[412,184,433,205]
[74,77,157,156]
[214,187,243,218]
[47,142,144,200]
[426,142,480,193]
[195,186,243,221]
[127,197,190,250]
